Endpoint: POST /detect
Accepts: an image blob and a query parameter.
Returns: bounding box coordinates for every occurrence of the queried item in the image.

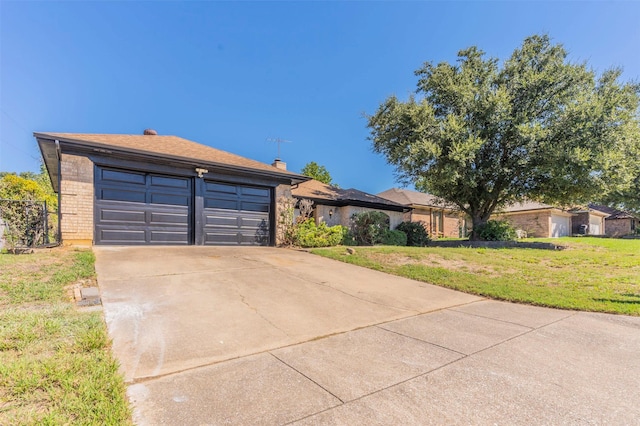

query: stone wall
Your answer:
[60,153,94,245]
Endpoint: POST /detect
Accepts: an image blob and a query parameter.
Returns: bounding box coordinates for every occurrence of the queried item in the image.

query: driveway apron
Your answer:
[94,246,640,425]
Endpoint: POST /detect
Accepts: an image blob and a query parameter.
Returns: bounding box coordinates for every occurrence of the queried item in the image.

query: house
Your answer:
[568,206,609,235]
[291,179,406,229]
[376,188,466,238]
[35,131,308,246]
[588,204,639,237]
[492,201,574,238]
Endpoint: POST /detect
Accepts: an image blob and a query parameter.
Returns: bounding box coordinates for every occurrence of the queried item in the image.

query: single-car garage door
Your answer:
[550,214,570,238]
[95,167,192,245]
[201,181,271,245]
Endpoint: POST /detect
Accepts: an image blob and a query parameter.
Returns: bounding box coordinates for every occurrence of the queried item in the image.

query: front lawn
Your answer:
[312,237,640,316]
[0,247,132,425]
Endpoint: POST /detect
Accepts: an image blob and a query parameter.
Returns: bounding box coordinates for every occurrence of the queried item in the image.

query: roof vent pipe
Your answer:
[143,129,158,135]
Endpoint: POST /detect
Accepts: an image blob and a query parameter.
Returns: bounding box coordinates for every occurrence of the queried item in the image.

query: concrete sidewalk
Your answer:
[94,247,640,425]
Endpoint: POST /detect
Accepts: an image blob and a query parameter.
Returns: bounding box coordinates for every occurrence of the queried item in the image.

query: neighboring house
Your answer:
[493,201,574,238]
[291,179,406,229]
[568,206,609,235]
[588,204,639,237]
[377,188,466,238]
[35,131,308,246]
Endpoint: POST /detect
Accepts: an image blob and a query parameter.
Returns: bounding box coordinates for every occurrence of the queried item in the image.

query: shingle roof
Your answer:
[377,188,447,208]
[292,180,405,211]
[501,201,558,213]
[34,132,305,178]
[588,204,638,220]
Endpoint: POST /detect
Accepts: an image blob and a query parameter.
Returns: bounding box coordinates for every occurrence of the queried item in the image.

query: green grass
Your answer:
[0,248,132,425]
[312,237,640,316]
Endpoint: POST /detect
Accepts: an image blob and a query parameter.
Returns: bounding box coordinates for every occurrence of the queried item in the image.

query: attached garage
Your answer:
[36,132,306,246]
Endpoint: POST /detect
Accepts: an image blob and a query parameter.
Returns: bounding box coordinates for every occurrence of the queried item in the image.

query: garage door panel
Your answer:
[101,169,146,185]
[150,175,190,189]
[100,188,147,203]
[149,193,191,206]
[241,201,269,212]
[150,231,190,243]
[97,228,146,243]
[150,211,189,225]
[241,187,270,197]
[100,208,146,223]
[205,198,239,210]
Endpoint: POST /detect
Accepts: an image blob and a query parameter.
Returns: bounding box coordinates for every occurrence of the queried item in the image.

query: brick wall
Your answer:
[605,218,632,237]
[495,211,550,238]
[274,184,293,246]
[572,212,589,234]
[408,208,461,238]
[60,153,94,245]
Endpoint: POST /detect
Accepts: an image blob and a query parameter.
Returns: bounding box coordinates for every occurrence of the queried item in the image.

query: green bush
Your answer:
[380,229,407,246]
[475,220,517,241]
[349,211,390,245]
[293,220,345,247]
[396,221,431,246]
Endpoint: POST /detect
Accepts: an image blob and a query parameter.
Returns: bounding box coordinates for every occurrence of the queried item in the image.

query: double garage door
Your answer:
[94,167,271,245]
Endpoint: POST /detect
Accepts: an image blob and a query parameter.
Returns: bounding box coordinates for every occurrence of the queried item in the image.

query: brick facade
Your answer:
[496,211,550,238]
[407,208,462,238]
[605,218,635,237]
[59,153,94,245]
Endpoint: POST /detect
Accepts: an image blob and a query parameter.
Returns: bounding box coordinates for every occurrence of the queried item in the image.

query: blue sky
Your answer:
[1,1,639,194]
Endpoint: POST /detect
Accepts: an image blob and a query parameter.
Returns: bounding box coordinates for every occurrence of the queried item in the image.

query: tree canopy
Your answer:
[300,161,336,186]
[366,34,640,238]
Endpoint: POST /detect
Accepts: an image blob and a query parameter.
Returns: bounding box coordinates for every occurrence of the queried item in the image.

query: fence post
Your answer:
[44,201,49,244]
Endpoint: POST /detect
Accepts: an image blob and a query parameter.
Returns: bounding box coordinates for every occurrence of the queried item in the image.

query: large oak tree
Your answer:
[367,35,640,239]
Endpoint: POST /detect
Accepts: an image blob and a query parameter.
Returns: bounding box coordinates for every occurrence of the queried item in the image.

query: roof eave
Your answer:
[35,134,310,184]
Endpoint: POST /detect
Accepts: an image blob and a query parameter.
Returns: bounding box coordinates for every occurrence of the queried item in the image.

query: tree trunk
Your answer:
[469,214,490,241]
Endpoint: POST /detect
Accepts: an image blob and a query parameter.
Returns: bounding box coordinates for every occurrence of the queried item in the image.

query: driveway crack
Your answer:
[234,283,290,338]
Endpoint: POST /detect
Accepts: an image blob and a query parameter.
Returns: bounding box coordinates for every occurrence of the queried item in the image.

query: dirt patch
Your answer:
[367,252,501,275]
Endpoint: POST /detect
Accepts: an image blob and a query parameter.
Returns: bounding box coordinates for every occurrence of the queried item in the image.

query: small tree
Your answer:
[301,161,337,186]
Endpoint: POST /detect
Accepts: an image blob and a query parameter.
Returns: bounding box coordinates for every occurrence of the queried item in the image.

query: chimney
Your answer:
[272,159,287,170]
[143,129,158,135]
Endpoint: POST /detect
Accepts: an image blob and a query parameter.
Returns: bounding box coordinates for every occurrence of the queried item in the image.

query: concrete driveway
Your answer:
[94,246,640,425]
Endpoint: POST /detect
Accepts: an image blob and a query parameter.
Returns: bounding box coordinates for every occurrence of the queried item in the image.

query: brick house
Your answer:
[492,201,575,238]
[376,188,466,238]
[35,131,308,246]
[588,204,639,237]
[292,180,406,229]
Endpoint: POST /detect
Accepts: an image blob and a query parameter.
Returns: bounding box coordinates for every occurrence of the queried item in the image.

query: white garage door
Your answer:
[550,215,570,237]
[589,216,601,235]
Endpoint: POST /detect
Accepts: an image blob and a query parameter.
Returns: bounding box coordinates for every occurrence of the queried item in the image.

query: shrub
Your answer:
[395,221,431,246]
[380,229,407,246]
[475,220,517,241]
[349,211,390,245]
[293,220,345,248]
